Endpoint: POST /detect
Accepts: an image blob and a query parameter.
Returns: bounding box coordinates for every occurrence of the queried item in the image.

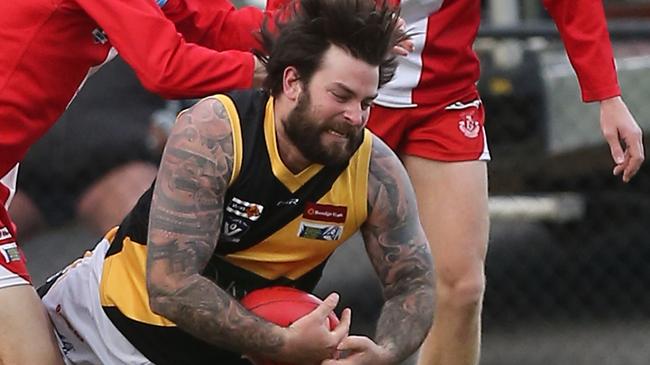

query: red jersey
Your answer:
[266,0,621,108]
[0,0,267,178]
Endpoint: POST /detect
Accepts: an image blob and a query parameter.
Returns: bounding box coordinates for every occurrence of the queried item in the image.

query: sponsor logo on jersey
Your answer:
[92,28,108,44]
[0,242,20,263]
[276,198,300,207]
[298,221,343,241]
[225,197,264,221]
[303,202,347,223]
[0,227,12,241]
[221,216,250,243]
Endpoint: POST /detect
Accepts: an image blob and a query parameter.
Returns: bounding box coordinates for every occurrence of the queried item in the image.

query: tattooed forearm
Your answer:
[150,265,284,355]
[361,137,434,361]
[146,98,285,356]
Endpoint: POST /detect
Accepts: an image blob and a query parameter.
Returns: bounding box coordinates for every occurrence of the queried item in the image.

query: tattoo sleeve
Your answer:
[146,98,285,356]
[361,136,435,362]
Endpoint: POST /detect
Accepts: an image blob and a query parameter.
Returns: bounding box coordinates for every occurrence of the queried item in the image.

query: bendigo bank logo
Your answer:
[298,202,347,241]
[303,202,347,223]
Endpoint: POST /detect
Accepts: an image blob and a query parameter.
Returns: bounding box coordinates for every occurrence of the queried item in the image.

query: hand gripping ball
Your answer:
[240,286,340,365]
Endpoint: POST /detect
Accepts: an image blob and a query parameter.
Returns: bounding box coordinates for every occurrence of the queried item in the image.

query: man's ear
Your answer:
[282,66,302,102]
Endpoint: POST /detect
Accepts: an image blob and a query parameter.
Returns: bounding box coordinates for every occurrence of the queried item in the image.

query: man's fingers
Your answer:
[613,164,625,177]
[392,46,409,57]
[392,39,414,56]
[616,129,644,182]
[311,292,340,319]
[331,308,351,340]
[605,132,626,166]
[623,135,645,182]
[623,149,644,183]
[337,335,373,352]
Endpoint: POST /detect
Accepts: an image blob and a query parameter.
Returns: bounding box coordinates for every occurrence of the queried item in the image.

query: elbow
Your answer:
[148,291,173,318]
[136,64,191,99]
[140,75,181,99]
[147,280,179,319]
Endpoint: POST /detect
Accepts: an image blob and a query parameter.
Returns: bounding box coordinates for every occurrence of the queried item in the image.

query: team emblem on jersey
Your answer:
[298,221,343,241]
[226,197,264,221]
[458,113,480,139]
[221,216,250,243]
[0,242,21,263]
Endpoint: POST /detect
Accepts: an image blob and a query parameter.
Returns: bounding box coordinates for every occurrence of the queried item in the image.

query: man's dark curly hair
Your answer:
[255,0,407,97]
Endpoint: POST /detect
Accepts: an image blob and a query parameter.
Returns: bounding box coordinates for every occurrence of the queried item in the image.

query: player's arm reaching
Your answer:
[146,97,350,364]
[75,0,264,98]
[544,0,644,182]
[161,0,271,53]
[326,137,435,365]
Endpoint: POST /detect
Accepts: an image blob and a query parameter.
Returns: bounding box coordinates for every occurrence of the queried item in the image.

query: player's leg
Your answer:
[404,158,488,365]
[391,97,489,365]
[0,284,65,365]
[0,168,64,364]
[76,161,158,235]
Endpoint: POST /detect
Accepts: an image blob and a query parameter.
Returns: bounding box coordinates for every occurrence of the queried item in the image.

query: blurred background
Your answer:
[11,0,650,364]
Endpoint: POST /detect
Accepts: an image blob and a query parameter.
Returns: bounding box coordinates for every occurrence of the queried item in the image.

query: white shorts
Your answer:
[0,264,29,288]
[41,238,153,365]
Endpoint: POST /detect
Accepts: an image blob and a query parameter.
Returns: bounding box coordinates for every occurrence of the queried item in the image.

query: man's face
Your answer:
[283,46,379,166]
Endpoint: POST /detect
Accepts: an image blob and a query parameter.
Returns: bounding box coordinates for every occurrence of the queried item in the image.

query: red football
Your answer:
[240,286,340,365]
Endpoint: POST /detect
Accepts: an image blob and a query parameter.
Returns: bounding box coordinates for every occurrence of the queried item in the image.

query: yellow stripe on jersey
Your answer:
[100,237,175,327]
[224,129,372,280]
[176,95,243,186]
[263,97,324,192]
[212,94,243,186]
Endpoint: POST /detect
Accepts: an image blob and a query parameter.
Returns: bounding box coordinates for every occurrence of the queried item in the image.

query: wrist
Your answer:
[600,95,623,106]
[376,343,400,365]
[276,326,298,360]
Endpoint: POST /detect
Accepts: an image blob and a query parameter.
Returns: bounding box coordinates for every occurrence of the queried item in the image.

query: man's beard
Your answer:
[283,92,364,167]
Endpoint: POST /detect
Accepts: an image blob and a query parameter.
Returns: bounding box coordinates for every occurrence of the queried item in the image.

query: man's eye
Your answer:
[361,101,372,110]
[331,92,347,102]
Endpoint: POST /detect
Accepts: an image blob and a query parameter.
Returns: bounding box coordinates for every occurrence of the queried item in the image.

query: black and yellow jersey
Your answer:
[98,89,374,364]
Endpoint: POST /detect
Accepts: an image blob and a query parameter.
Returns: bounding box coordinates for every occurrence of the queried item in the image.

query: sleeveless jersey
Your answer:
[97,89,373,364]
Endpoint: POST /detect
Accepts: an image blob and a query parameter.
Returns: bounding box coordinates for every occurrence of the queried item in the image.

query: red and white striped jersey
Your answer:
[266,0,621,108]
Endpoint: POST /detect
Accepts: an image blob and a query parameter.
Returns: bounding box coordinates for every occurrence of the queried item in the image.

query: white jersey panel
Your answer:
[374,0,443,108]
[0,164,18,209]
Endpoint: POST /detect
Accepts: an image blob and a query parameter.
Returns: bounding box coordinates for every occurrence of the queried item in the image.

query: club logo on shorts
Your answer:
[458,113,480,139]
[0,242,21,263]
[225,197,264,221]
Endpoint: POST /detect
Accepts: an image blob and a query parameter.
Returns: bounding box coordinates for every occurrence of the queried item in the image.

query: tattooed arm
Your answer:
[327,136,434,365]
[146,97,347,363]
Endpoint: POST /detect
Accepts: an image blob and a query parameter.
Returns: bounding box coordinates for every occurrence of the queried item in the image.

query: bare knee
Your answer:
[436,266,486,310]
